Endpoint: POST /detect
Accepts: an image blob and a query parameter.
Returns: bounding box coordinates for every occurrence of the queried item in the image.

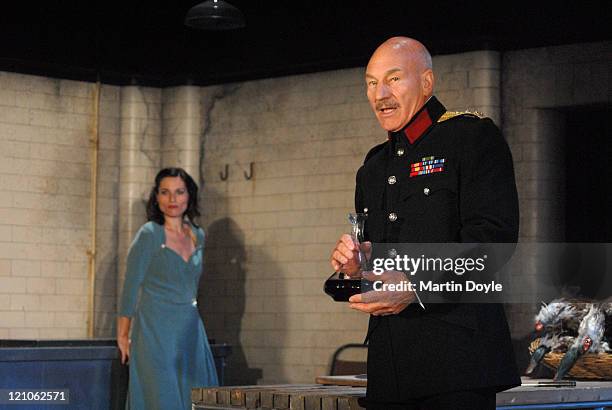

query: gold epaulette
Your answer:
[437,110,485,123]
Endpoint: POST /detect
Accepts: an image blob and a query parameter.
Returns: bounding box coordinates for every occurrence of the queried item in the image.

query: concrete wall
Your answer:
[0,78,198,339]
[503,41,611,242]
[0,50,503,381]
[501,41,612,359]
[0,73,120,338]
[197,51,502,384]
[116,86,162,298]
[0,42,606,384]
[434,50,502,125]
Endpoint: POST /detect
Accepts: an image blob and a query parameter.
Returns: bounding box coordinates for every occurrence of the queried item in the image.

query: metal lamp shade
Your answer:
[185,0,246,30]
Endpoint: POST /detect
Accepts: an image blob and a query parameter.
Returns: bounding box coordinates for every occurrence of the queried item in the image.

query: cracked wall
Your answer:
[0,73,121,338]
[0,50,506,380]
[196,50,504,385]
[0,42,607,385]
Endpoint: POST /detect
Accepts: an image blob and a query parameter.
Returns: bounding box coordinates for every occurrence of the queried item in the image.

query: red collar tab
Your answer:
[388,96,446,144]
[403,108,432,144]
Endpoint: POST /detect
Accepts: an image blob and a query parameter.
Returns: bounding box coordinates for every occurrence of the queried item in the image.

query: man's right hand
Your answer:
[348,270,416,315]
[330,234,371,277]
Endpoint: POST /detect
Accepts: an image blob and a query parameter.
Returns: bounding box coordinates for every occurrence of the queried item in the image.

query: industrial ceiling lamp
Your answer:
[185,0,246,30]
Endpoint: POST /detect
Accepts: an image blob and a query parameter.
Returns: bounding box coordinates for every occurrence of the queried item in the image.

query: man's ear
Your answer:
[421,69,434,96]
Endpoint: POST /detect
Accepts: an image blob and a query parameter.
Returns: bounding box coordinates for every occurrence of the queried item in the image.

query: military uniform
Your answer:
[356,96,520,404]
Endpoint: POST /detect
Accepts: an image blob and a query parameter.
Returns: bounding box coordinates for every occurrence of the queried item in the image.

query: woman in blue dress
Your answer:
[117,167,218,410]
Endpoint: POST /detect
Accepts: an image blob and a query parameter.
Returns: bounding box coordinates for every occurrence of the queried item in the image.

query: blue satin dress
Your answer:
[119,221,218,410]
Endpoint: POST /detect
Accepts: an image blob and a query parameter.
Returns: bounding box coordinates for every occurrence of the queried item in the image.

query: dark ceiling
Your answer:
[0,1,610,87]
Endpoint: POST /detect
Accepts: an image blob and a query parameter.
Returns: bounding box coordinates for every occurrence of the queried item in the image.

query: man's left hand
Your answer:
[348,270,415,316]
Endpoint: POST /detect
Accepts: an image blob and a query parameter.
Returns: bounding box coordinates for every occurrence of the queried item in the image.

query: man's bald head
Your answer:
[365,37,435,132]
[372,37,432,71]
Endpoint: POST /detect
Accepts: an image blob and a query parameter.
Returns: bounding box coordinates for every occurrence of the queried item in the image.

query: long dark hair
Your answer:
[146,167,200,227]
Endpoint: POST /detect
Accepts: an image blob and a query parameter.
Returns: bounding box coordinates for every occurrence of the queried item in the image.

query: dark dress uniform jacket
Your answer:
[356,96,521,402]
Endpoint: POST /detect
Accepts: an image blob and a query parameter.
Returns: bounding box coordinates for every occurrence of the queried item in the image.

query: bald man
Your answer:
[330,37,520,409]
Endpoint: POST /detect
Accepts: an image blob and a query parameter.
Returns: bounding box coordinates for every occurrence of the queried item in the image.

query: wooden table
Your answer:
[193,376,612,410]
[192,384,365,410]
[497,378,612,409]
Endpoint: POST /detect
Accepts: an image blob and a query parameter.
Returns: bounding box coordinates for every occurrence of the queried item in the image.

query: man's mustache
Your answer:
[375,100,399,111]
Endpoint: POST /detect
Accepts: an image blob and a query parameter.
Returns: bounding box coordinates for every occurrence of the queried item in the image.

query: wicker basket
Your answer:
[529,338,612,380]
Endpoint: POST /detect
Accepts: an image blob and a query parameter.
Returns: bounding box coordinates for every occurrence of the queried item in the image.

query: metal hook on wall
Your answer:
[219,164,229,181]
[244,162,254,180]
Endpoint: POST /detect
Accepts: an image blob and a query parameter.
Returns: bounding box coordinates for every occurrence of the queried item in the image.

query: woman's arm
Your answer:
[117,316,131,364]
[116,223,156,364]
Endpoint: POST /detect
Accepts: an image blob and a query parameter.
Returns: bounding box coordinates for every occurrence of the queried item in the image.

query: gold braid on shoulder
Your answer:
[437,110,485,123]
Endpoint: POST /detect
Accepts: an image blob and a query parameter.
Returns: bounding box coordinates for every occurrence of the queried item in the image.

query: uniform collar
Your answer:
[388,96,447,144]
